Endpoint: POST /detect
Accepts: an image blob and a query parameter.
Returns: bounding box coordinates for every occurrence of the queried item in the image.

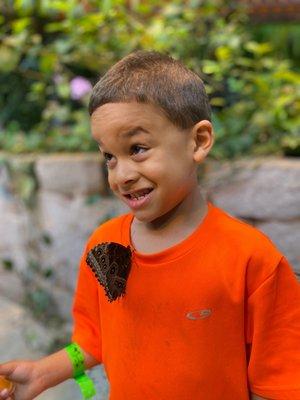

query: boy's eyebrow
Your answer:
[98,126,150,146]
[119,126,150,139]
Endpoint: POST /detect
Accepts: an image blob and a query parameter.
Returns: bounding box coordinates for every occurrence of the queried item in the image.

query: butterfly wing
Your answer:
[86,242,132,302]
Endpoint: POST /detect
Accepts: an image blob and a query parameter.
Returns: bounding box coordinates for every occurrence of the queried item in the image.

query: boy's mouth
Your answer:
[123,188,153,200]
[122,188,154,210]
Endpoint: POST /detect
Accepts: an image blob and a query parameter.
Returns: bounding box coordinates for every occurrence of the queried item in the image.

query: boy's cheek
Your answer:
[107,175,115,190]
[108,179,122,198]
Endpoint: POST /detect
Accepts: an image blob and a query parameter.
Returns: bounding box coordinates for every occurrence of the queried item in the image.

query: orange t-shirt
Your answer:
[72,202,300,400]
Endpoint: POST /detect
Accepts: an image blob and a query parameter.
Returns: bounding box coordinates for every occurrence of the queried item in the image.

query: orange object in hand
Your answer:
[0,375,15,394]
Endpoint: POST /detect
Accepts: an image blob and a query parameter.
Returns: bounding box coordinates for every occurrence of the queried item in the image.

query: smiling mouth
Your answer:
[124,188,153,200]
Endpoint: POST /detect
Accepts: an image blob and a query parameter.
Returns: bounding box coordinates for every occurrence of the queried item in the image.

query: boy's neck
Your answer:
[133,185,208,234]
[130,185,208,254]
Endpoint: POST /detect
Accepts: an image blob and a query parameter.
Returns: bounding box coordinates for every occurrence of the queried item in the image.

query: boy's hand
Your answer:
[0,347,99,400]
[0,360,44,400]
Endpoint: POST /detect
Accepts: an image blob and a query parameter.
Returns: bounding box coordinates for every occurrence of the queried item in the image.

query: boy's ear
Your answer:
[190,120,214,163]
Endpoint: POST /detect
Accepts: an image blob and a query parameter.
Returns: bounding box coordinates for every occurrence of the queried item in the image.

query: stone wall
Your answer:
[0,153,299,325]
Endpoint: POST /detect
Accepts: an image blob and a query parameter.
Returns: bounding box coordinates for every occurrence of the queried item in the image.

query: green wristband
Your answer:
[65,343,96,399]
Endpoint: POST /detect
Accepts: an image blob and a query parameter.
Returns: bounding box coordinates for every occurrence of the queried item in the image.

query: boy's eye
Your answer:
[103,152,113,163]
[101,145,147,166]
[130,145,147,155]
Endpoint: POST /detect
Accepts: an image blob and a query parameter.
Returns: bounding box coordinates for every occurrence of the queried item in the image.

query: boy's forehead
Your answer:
[91,102,168,140]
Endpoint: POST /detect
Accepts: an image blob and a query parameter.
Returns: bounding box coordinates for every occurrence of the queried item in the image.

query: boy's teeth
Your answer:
[131,193,145,199]
[130,189,151,199]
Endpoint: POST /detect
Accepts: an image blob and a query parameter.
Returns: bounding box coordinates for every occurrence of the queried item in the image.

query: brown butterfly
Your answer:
[86,242,132,302]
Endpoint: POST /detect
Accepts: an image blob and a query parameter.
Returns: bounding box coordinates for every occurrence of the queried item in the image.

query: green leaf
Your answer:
[0,46,20,72]
[40,52,58,73]
[215,46,231,61]
[244,41,273,56]
[101,0,112,14]
[14,0,34,13]
[11,17,31,33]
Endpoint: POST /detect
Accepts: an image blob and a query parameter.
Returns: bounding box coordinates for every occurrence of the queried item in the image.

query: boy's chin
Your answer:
[132,208,170,225]
[132,211,155,223]
[131,208,164,224]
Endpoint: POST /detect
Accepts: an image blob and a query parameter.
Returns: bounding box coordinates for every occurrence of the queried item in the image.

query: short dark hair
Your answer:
[89,50,211,129]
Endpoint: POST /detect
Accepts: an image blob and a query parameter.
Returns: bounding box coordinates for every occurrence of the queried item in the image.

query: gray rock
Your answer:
[0,269,25,304]
[203,157,300,220]
[0,193,32,274]
[0,295,47,360]
[35,153,107,196]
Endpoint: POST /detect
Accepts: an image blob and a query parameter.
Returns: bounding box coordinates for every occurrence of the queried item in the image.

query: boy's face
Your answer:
[91,102,211,223]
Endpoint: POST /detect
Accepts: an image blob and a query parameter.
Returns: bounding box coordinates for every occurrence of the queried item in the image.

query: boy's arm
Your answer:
[37,347,99,391]
[0,347,99,399]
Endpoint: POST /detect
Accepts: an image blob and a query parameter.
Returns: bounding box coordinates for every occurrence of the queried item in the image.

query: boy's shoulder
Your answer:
[86,212,131,248]
[213,203,281,254]
[212,204,284,285]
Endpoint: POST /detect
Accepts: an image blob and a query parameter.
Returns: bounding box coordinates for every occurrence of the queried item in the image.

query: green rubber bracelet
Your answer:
[65,343,96,399]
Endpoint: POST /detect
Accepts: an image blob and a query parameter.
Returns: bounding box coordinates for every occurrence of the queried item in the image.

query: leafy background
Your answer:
[0,0,299,159]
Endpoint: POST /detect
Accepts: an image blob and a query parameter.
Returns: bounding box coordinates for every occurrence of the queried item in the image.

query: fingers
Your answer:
[0,363,16,378]
[0,392,14,400]
[0,388,10,399]
[0,376,15,400]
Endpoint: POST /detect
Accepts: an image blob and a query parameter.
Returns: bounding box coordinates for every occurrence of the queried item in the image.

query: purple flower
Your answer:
[70,76,92,100]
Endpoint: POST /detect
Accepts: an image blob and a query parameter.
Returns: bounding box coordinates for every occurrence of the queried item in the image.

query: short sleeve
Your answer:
[71,243,102,363]
[246,256,300,399]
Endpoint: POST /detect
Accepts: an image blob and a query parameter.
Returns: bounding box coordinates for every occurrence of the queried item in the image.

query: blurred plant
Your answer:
[0,0,299,158]
[250,22,300,68]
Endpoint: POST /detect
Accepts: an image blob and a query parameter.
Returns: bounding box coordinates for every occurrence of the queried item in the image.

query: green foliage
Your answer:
[2,258,14,271]
[0,0,299,159]
[250,22,300,68]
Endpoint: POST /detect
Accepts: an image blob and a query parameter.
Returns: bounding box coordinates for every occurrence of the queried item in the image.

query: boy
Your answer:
[0,50,299,400]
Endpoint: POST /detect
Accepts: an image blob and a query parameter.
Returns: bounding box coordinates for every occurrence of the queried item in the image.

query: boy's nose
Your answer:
[113,160,139,187]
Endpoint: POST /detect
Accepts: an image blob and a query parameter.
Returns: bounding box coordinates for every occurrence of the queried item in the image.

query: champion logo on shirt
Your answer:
[186,309,212,320]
